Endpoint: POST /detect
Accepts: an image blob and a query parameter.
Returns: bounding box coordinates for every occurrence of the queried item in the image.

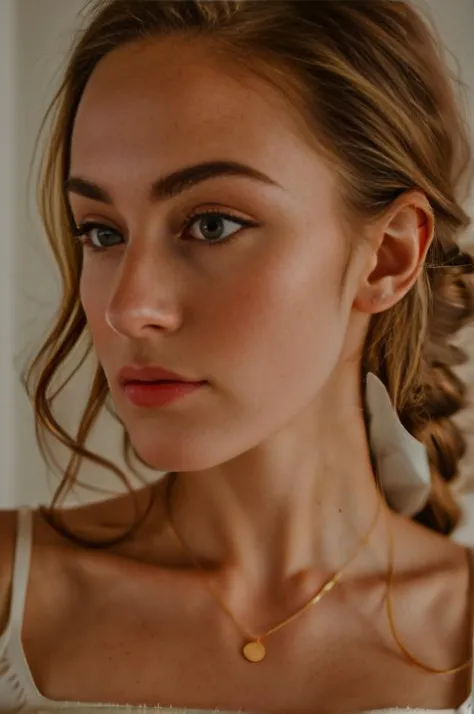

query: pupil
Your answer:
[202,216,223,241]
[99,228,115,245]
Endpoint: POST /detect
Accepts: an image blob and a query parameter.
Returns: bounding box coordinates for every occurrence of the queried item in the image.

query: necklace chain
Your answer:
[164,471,382,658]
[383,506,472,675]
[164,472,473,672]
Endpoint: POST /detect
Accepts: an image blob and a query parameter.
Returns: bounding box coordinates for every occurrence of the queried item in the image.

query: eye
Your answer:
[73,222,123,252]
[183,210,258,247]
[72,211,258,253]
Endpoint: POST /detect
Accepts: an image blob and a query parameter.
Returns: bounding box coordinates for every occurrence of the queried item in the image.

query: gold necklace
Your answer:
[164,471,383,663]
[383,506,473,675]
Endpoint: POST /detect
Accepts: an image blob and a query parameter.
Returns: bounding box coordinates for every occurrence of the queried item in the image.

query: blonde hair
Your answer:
[25,0,474,544]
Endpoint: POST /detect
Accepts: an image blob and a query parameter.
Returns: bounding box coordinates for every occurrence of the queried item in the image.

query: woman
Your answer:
[1,0,474,711]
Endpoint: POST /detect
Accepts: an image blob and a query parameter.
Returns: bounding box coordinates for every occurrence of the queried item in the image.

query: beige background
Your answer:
[1,0,473,540]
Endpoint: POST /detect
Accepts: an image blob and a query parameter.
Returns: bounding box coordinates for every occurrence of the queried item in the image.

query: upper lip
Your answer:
[119,365,204,385]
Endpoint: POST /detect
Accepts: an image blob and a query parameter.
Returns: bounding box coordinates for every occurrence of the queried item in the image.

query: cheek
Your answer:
[204,240,348,410]
[79,266,111,352]
[80,234,349,472]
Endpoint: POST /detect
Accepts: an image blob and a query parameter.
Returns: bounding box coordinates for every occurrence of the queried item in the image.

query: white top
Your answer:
[0,507,472,714]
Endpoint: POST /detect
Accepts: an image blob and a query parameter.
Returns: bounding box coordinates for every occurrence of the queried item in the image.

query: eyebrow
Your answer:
[64,160,282,205]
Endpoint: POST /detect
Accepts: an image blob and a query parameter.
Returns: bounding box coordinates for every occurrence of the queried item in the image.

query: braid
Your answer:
[408,246,474,533]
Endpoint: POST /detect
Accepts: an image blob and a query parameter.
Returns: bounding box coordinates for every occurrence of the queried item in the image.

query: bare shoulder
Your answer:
[0,510,20,635]
[35,479,166,547]
[0,481,164,636]
[0,484,166,652]
[0,507,68,637]
[396,514,472,593]
[390,514,473,680]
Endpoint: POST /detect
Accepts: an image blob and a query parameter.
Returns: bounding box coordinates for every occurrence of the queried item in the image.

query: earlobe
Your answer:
[370,283,393,309]
[354,281,394,315]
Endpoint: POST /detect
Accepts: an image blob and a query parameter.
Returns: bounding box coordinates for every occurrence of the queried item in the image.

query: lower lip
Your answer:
[122,380,206,408]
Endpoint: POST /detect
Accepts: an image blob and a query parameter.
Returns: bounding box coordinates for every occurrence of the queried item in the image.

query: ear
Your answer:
[353,191,434,315]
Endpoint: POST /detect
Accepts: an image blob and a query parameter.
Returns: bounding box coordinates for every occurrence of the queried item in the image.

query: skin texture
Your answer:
[70,37,434,584]
[0,36,472,712]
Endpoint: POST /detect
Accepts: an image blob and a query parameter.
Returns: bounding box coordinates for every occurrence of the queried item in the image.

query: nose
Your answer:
[105,248,182,339]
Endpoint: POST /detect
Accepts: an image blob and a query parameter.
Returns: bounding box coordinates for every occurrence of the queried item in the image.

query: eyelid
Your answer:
[72,221,123,243]
[72,216,124,236]
[73,208,259,250]
[72,221,124,254]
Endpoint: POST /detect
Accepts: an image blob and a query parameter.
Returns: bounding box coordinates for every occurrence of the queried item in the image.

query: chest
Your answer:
[22,566,469,713]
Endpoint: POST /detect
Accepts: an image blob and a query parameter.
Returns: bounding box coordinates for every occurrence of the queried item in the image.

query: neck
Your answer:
[164,369,387,592]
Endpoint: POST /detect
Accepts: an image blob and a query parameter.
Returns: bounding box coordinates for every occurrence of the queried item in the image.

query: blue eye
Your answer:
[72,223,123,252]
[72,211,258,253]
[183,211,257,247]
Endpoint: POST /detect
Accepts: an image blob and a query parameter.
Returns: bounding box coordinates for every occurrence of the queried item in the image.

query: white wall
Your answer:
[5,0,474,538]
[0,0,16,507]
[14,0,113,508]
[12,0,154,509]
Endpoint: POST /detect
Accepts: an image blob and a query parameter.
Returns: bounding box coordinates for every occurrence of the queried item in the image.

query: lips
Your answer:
[120,374,206,408]
[118,365,204,386]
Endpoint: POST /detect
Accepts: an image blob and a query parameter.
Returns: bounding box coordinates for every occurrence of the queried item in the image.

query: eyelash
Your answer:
[72,210,257,253]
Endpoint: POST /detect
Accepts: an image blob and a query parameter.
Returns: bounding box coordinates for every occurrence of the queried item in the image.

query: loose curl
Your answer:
[25,0,474,546]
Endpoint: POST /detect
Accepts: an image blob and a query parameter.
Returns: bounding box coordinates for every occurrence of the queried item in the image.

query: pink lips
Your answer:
[118,365,206,408]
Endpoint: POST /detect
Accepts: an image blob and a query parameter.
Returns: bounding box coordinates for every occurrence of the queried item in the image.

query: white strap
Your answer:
[10,507,33,630]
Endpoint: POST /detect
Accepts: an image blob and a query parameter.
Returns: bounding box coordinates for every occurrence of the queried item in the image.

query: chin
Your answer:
[128,435,226,473]
[121,403,263,474]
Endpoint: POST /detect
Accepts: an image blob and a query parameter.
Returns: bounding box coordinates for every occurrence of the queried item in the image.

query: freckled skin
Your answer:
[45,35,472,710]
[71,37,359,472]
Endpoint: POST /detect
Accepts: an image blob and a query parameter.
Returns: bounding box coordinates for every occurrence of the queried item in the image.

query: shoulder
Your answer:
[0,510,20,635]
[36,480,165,548]
[390,514,473,682]
[0,483,164,641]
[0,508,64,636]
[396,515,472,598]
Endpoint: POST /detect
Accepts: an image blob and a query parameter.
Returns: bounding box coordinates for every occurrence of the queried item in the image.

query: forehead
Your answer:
[69,37,338,213]
[73,38,299,147]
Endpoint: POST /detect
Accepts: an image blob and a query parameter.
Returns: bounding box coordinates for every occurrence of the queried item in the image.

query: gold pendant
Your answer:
[242,640,266,662]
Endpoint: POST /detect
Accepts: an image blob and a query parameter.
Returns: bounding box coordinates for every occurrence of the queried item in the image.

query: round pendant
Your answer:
[242,640,266,663]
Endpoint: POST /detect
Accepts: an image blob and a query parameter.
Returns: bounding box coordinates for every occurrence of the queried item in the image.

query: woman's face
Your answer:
[68,37,367,471]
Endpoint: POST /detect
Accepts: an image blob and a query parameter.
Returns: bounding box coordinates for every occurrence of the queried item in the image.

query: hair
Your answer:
[25,0,474,546]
